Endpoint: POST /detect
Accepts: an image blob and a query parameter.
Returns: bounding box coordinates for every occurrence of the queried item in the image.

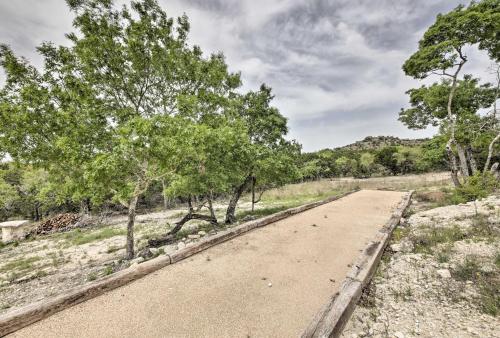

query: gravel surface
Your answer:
[10,190,405,338]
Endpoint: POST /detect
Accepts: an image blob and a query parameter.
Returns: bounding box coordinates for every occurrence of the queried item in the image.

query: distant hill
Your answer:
[335,136,429,151]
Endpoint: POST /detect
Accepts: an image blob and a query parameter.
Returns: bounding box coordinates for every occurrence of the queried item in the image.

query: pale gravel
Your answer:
[10,190,405,338]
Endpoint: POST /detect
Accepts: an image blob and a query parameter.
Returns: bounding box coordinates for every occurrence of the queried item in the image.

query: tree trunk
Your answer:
[446,139,461,187]
[466,146,478,174]
[490,162,500,179]
[126,195,139,260]
[445,53,466,187]
[79,199,90,216]
[456,143,469,178]
[251,176,256,212]
[148,197,218,247]
[162,179,168,210]
[225,175,253,224]
[484,132,500,173]
[207,194,216,221]
[34,203,40,222]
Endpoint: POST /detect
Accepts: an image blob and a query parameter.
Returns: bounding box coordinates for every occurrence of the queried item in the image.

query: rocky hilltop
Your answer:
[336,136,429,151]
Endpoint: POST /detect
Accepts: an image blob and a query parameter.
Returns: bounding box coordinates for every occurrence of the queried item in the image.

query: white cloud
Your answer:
[1,0,494,151]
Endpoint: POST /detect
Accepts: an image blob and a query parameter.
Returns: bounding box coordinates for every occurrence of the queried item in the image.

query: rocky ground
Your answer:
[342,193,500,338]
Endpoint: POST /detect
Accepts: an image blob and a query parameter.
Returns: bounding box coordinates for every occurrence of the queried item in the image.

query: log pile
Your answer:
[31,213,81,235]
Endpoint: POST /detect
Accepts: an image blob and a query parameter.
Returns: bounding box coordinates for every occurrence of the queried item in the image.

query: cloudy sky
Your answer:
[0,0,494,151]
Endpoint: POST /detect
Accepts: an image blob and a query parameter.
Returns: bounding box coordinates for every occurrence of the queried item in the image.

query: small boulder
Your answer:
[188,234,200,239]
[177,242,186,250]
[394,332,405,338]
[436,269,451,279]
[137,248,154,259]
[390,241,413,253]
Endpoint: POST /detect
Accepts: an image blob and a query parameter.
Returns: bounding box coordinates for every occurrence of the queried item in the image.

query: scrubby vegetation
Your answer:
[0,0,299,258]
[298,136,448,180]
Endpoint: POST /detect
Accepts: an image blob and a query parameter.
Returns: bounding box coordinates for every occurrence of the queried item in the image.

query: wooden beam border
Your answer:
[301,190,414,338]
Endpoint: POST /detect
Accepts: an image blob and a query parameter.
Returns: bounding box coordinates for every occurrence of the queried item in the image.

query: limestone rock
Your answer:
[436,269,451,279]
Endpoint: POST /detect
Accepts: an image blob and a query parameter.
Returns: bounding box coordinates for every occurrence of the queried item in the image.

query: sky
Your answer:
[0,0,495,151]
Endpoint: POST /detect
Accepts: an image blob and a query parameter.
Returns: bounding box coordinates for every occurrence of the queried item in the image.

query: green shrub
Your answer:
[453,255,481,282]
[451,172,498,204]
[0,256,42,273]
[410,225,466,254]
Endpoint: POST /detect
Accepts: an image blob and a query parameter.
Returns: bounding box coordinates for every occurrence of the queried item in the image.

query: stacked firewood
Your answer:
[31,213,81,235]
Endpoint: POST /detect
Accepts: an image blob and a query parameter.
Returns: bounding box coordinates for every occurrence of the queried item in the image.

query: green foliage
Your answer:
[358,153,375,178]
[165,121,251,198]
[87,272,98,281]
[222,84,300,223]
[335,156,357,177]
[0,256,42,273]
[403,1,499,79]
[410,225,466,254]
[237,85,300,190]
[61,227,126,246]
[1,0,267,257]
[419,136,449,171]
[375,146,399,175]
[399,76,496,130]
[400,0,500,188]
[0,163,65,221]
[297,137,448,180]
[393,147,423,174]
[451,172,499,203]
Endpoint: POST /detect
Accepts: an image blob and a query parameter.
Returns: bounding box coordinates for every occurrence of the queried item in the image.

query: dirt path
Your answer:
[10,190,405,338]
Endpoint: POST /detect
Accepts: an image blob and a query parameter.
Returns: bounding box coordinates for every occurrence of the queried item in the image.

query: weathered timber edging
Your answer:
[0,189,358,336]
[301,190,414,338]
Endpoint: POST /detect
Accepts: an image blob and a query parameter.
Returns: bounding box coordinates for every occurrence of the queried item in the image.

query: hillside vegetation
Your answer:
[335,136,429,151]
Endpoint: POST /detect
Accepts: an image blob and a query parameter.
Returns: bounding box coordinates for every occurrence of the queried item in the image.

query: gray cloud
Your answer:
[1,0,493,151]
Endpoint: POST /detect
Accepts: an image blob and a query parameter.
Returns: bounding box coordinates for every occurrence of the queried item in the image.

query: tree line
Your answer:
[0,0,299,259]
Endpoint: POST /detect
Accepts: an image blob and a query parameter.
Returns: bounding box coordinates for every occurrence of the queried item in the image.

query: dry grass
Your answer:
[262,172,451,202]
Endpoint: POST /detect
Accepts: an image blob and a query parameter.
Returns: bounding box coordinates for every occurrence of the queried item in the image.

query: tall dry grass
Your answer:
[262,172,452,203]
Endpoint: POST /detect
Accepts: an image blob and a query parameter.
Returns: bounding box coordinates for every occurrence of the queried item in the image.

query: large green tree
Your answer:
[147,120,252,246]
[223,84,299,224]
[400,76,497,177]
[401,0,499,186]
[0,0,239,259]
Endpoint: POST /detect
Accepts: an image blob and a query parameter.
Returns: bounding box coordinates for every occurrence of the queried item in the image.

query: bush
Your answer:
[451,172,498,204]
